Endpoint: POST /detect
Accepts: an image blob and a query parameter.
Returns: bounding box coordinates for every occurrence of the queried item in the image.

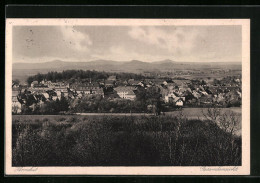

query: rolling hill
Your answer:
[12,59,241,82]
[13,59,241,71]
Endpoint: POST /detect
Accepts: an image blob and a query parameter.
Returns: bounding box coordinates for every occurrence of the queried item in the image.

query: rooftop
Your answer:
[114,86,136,95]
[107,76,117,81]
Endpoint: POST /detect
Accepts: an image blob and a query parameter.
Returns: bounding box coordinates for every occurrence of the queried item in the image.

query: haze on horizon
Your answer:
[13,25,242,63]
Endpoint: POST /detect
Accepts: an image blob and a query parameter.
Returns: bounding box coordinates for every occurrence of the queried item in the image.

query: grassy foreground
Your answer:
[12,114,241,166]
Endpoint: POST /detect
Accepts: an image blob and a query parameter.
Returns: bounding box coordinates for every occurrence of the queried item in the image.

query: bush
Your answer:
[43,118,49,122]
[67,117,78,123]
[59,117,66,122]
[13,119,20,123]
[82,117,88,121]
[34,119,40,123]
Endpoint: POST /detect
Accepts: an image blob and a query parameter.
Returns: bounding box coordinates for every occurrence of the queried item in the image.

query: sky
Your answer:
[12,25,242,63]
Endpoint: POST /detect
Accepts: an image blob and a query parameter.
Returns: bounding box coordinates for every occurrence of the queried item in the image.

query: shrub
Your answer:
[82,117,88,121]
[34,119,40,123]
[13,119,20,123]
[59,117,66,122]
[42,118,49,122]
[67,117,79,123]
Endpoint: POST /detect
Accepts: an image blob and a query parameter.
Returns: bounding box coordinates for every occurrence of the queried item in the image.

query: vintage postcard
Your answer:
[5,19,250,175]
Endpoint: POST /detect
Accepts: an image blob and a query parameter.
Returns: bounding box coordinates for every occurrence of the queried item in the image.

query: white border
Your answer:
[5,19,250,175]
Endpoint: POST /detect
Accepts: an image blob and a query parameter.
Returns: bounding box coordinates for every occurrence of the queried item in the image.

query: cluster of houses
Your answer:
[160,79,241,107]
[12,75,242,114]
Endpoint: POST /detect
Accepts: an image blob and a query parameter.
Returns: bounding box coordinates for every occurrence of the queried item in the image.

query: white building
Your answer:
[175,98,184,106]
[114,86,136,100]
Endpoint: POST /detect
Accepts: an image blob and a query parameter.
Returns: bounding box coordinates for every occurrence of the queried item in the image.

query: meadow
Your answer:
[12,110,241,166]
[166,107,241,118]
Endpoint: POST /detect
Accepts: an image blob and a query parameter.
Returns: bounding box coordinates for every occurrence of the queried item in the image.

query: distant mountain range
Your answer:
[13,59,241,73]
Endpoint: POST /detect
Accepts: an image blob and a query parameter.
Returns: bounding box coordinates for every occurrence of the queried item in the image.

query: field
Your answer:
[180,70,241,80]
[12,109,241,166]
[12,107,241,119]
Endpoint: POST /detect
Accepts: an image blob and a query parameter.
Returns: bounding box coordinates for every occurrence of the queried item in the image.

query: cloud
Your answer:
[12,55,84,63]
[13,26,241,63]
[92,46,174,62]
[128,27,199,55]
[60,26,92,52]
[88,46,136,61]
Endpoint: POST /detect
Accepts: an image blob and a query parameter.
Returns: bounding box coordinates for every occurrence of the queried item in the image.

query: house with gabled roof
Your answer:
[174,97,185,107]
[165,92,177,103]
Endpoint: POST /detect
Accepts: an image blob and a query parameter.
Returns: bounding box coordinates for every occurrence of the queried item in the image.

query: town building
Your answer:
[12,90,21,114]
[31,81,39,87]
[107,75,117,81]
[165,92,177,103]
[105,80,115,87]
[114,86,136,100]
[48,82,69,92]
[72,83,104,97]
[175,97,185,107]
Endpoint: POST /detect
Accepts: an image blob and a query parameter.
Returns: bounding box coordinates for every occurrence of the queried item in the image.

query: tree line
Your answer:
[27,70,147,85]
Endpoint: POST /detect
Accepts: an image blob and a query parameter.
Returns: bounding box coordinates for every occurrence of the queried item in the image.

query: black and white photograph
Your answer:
[5,19,250,175]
